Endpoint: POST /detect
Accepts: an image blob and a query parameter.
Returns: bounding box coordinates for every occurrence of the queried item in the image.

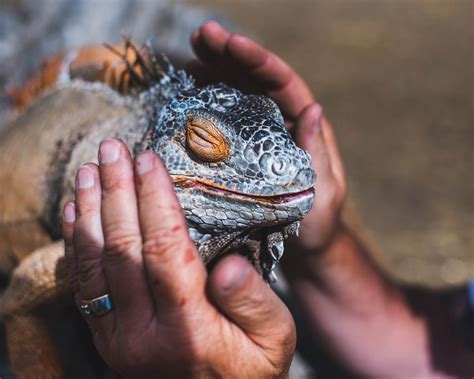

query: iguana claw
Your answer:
[270,240,285,262]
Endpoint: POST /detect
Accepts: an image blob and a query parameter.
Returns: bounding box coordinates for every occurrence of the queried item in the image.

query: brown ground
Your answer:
[192,0,473,287]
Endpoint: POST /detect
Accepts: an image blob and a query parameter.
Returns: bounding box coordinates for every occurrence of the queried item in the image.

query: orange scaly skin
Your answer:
[8,43,146,111]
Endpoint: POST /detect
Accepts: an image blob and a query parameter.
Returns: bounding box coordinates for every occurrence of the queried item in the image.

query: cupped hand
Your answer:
[62,139,295,378]
[288,104,346,251]
[189,21,346,251]
[188,21,314,127]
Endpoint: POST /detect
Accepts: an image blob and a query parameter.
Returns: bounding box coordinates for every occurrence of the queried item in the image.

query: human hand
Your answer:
[188,21,314,128]
[189,22,346,251]
[62,139,295,378]
[288,104,346,252]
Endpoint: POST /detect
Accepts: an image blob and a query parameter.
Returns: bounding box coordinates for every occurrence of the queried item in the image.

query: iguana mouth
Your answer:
[172,176,314,205]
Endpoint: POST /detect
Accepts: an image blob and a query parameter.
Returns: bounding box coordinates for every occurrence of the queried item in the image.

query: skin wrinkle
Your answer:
[142,237,186,260]
[76,249,105,283]
[192,22,312,126]
[147,66,315,274]
[0,20,322,377]
[221,34,313,121]
[11,17,465,378]
[100,169,135,194]
[102,234,142,265]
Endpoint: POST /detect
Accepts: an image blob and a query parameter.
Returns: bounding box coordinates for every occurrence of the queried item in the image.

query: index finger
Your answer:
[191,21,314,122]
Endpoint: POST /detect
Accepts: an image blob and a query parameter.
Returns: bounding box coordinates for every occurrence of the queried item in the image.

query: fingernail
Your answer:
[219,258,250,294]
[312,104,323,133]
[99,139,120,164]
[63,202,76,223]
[203,20,220,30]
[76,167,94,189]
[136,151,155,175]
[315,118,322,133]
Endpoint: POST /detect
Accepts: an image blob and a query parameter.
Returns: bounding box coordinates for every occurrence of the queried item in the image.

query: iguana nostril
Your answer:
[271,158,287,175]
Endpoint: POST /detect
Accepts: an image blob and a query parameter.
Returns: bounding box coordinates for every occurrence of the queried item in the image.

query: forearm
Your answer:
[283,224,439,378]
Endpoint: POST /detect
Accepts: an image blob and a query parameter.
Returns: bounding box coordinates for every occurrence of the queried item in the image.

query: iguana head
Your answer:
[142,62,315,280]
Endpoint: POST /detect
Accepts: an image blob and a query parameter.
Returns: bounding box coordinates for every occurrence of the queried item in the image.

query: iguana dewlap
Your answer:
[0,43,315,377]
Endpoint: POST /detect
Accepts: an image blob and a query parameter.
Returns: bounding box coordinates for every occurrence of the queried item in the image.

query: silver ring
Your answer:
[81,294,113,317]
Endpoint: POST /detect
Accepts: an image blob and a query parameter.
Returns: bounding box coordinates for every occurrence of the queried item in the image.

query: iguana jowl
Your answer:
[0,43,315,376]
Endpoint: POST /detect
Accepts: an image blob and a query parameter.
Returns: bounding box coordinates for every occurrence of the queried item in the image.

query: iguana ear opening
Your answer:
[186,115,230,163]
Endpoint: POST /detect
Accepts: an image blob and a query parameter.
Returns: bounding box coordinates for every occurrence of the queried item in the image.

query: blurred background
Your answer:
[195,0,473,288]
[0,0,472,287]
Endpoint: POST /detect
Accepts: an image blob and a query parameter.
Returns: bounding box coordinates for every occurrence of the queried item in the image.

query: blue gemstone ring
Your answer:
[81,294,113,317]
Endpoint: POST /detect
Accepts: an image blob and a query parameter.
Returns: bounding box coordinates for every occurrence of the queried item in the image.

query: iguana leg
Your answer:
[0,241,69,378]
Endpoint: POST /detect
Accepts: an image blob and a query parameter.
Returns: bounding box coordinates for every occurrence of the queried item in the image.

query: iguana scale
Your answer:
[0,42,315,377]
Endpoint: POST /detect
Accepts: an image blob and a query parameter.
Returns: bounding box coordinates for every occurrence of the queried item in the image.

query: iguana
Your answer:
[0,41,315,377]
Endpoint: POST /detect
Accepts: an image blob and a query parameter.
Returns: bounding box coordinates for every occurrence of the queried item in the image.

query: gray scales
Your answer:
[0,46,315,302]
[0,44,316,378]
[0,1,316,376]
[138,57,315,280]
[56,50,315,280]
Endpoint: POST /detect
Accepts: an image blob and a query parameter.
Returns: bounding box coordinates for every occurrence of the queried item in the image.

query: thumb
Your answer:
[294,103,346,192]
[293,103,331,177]
[209,255,296,351]
[292,103,346,249]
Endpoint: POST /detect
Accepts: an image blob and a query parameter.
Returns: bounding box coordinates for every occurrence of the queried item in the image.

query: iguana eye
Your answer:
[186,114,230,163]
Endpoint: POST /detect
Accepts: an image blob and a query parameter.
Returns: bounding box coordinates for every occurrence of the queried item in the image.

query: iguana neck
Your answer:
[43,83,150,238]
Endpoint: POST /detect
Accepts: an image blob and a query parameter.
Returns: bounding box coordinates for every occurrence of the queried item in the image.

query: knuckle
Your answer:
[104,218,137,237]
[76,202,99,218]
[76,194,100,216]
[232,291,267,315]
[105,231,141,252]
[101,169,132,194]
[142,222,187,254]
[142,238,170,259]
[73,235,103,261]
[74,239,103,255]
[77,254,104,285]
[103,233,141,265]
[142,232,185,261]
[103,177,127,194]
